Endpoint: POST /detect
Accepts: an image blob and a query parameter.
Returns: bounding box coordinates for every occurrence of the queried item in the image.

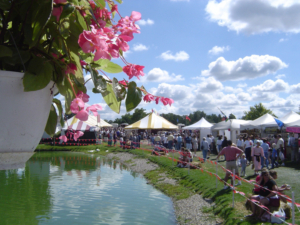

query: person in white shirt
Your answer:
[237,136,244,151]
[216,136,223,153]
[206,135,212,159]
[276,134,285,166]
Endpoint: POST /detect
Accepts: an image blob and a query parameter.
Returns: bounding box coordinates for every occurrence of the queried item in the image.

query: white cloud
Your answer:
[159,51,189,61]
[279,38,288,42]
[208,46,230,55]
[237,83,247,88]
[151,83,192,101]
[171,0,190,1]
[201,55,287,81]
[251,92,277,102]
[136,19,154,26]
[290,83,300,93]
[237,92,251,101]
[205,0,300,34]
[197,77,223,93]
[275,74,286,79]
[249,79,289,92]
[145,68,184,82]
[133,44,148,51]
[84,74,94,91]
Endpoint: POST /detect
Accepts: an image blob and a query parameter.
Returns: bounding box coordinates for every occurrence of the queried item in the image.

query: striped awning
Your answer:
[124,112,178,130]
[62,115,112,131]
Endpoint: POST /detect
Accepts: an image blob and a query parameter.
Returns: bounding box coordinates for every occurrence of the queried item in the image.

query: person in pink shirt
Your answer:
[251,141,265,175]
[217,140,243,189]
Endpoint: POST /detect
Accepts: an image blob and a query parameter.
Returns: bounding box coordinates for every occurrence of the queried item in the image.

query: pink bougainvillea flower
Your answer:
[80,60,87,66]
[123,64,145,80]
[155,97,160,104]
[74,131,84,141]
[111,4,118,13]
[160,97,169,106]
[86,104,102,116]
[116,38,129,52]
[65,63,77,75]
[76,91,90,103]
[59,135,68,142]
[52,0,67,21]
[94,49,111,61]
[143,94,155,102]
[108,44,119,58]
[70,98,85,114]
[165,98,174,106]
[118,80,128,86]
[130,11,141,21]
[76,109,89,121]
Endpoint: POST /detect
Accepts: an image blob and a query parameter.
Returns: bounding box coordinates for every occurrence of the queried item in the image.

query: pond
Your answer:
[0,152,176,225]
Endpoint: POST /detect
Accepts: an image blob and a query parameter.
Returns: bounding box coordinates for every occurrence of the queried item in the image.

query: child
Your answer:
[271,143,279,169]
[240,154,247,177]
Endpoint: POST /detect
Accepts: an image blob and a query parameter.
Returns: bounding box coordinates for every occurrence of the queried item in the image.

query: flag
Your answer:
[177,118,179,123]
[218,107,228,122]
[274,118,284,129]
[186,116,191,121]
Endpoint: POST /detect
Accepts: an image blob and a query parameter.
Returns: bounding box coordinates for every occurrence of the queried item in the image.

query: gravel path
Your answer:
[106,152,222,225]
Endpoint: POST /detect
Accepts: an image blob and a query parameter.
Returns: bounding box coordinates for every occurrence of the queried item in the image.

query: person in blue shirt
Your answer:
[271,143,279,169]
[185,135,192,150]
[177,134,182,150]
[261,139,270,168]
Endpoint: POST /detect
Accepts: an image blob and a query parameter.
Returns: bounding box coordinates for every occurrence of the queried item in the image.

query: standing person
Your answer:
[216,136,223,153]
[240,154,247,177]
[251,141,265,175]
[200,137,209,162]
[244,136,253,164]
[271,143,279,169]
[261,139,270,168]
[289,133,298,162]
[177,134,182,150]
[154,133,161,145]
[276,134,284,166]
[206,134,212,159]
[113,132,117,146]
[185,134,192,150]
[216,140,243,189]
[192,135,198,157]
[237,136,244,151]
[167,132,174,149]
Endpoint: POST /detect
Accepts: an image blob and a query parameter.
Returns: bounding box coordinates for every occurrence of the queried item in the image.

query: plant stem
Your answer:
[66,75,77,96]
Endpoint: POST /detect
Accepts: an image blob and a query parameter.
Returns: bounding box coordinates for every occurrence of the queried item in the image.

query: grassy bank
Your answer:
[36,143,299,224]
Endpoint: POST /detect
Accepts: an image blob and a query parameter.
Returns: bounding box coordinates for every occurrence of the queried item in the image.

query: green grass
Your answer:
[36,143,300,224]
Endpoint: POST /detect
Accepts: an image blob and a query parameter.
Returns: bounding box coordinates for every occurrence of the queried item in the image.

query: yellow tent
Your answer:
[125,112,178,130]
[62,115,112,130]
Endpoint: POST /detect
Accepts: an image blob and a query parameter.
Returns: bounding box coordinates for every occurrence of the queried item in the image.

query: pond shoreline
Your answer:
[106,152,222,225]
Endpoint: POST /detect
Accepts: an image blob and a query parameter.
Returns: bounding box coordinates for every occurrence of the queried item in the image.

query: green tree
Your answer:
[131,108,147,123]
[229,113,236,119]
[242,103,276,120]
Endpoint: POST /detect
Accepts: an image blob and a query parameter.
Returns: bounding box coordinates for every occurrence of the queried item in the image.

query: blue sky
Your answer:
[81,0,300,121]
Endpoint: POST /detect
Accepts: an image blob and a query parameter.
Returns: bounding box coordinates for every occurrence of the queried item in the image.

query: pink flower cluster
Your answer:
[143,94,174,106]
[70,91,102,121]
[123,64,145,80]
[59,130,84,142]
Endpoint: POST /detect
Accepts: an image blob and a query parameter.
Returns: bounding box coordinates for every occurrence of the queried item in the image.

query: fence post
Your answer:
[292,191,295,225]
[216,163,218,189]
[232,169,235,208]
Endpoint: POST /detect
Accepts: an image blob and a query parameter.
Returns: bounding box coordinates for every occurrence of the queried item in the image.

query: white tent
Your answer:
[124,112,178,130]
[182,117,213,141]
[182,117,213,130]
[61,115,112,131]
[212,119,251,144]
[254,111,300,127]
[240,113,276,129]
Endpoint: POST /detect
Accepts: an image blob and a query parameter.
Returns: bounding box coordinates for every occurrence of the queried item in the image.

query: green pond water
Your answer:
[0,152,176,225]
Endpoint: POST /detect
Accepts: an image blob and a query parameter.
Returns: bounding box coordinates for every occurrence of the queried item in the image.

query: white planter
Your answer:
[0,71,54,153]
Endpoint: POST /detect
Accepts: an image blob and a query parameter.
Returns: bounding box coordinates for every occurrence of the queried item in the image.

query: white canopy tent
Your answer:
[182,117,213,141]
[240,113,276,129]
[212,119,251,144]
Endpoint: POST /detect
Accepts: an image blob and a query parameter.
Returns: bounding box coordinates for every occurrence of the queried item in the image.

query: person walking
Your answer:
[251,141,265,175]
[192,135,198,157]
[167,132,174,149]
[217,140,243,189]
[200,137,209,162]
[244,136,253,164]
[261,139,270,168]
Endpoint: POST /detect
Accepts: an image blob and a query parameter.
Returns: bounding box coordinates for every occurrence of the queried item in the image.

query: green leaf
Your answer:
[75,10,88,31]
[102,61,123,73]
[1,49,30,66]
[0,45,13,57]
[59,20,70,39]
[31,0,53,47]
[112,77,126,101]
[95,0,105,8]
[0,1,11,10]
[60,3,75,20]
[45,104,58,136]
[102,83,121,113]
[70,51,84,83]
[125,81,142,112]
[115,0,123,3]
[56,77,75,114]
[53,98,65,127]
[23,57,53,92]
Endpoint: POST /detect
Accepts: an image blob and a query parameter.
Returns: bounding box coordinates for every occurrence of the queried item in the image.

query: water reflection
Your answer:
[0,152,176,225]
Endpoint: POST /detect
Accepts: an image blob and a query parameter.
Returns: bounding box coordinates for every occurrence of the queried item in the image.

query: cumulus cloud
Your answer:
[249,79,289,92]
[205,0,300,34]
[201,55,287,81]
[151,83,192,101]
[84,74,94,91]
[196,77,223,93]
[275,74,286,79]
[133,44,148,51]
[208,46,230,55]
[251,92,277,102]
[279,38,288,42]
[144,68,184,83]
[237,83,247,88]
[290,83,300,93]
[136,19,154,26]
[159,51,189,61]
[237,92,251,101]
